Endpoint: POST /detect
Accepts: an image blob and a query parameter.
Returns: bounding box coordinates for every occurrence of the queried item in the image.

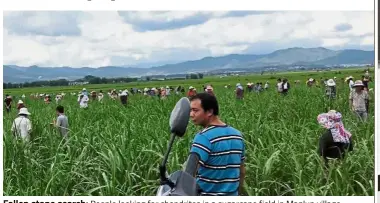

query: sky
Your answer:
[3,11,374,68]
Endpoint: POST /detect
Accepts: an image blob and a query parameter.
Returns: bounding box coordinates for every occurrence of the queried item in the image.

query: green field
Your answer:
[3,68,375,196]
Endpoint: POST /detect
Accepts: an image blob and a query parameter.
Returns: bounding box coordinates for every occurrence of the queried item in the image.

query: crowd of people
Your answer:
[4,71,373,195]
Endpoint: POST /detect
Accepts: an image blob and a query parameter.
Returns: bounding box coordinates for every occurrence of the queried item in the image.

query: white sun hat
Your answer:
[352,80,365,87]
[326,79,336,87]
[19,107,31,115]
[18,100,24,104]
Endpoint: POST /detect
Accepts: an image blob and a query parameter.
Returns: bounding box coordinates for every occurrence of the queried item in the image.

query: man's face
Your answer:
[190,99,211,127]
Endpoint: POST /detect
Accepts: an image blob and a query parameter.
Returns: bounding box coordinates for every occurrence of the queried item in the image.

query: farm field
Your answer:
[3,68,375,196]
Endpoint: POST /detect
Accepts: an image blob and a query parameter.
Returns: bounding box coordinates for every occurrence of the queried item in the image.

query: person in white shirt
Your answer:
[11,107,32,141]
[346,76,354,91]
[98,90,104,102]
[165,86,171,96]
[264,81,269,90]
[277,78,283,93]
[281,78,290,95]
[55,94,62,104]
[78,94,89,108]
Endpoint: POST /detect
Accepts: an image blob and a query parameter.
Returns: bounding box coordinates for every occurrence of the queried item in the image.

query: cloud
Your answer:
[4,11,84,36]
[3,11,374,68]
[117,11,216,32]
[334,23,353,32]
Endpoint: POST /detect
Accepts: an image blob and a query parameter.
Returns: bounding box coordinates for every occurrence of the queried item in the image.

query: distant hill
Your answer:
[3,47,374,83]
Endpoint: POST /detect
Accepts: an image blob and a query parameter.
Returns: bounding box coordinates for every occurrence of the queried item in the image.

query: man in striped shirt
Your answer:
[185,93,246,196]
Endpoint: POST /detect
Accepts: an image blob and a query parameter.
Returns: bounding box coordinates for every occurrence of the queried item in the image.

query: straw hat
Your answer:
[19,107,31,115]
[18,100,24,104]
[326,79,336,87]
[189,86,194,90]
[308,78,314,82]
[352,80,364,87]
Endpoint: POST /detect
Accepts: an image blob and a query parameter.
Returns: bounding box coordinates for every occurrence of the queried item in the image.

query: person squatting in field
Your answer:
[349,80,369,121]
[317,110,353,168]
[184,93,246,196]
[11,107,32,142]
[51,105,69,140]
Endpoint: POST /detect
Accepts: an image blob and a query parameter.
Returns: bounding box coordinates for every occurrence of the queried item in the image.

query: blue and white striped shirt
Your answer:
[190,125,245,196]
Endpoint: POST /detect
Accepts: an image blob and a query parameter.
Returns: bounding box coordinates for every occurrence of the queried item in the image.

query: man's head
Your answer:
[277,78,282,82]
[189,93,219,127]
[56,105,64,114]
[353,80,365,92]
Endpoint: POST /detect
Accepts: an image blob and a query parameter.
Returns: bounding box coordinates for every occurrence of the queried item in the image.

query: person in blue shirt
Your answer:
[184,93,246,196]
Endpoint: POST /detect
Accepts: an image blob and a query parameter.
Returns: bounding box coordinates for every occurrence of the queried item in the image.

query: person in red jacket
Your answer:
[187,86,197,97]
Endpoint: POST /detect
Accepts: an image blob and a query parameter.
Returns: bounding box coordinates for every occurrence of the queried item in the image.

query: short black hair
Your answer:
[189,93,219,116]
[56,105,64,113]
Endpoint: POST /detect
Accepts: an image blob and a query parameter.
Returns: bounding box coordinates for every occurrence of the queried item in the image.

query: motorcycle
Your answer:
[156,97,200,196]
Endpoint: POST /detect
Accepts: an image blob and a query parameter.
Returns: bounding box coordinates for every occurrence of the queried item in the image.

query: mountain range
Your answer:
[3,47,374,83]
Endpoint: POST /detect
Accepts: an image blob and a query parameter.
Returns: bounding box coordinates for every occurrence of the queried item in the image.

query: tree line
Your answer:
[3,73,204,89]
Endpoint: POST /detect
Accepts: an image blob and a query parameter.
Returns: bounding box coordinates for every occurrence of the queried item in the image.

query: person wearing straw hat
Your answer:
[11,107,32,141]
[317,110,353,168]
[247,82,253,92]
[349,80,369,121]
[325,79,337,99]
[90,91,97,101]
[51,105,69,139]
[17,100,25,111]
[187,86,197,97]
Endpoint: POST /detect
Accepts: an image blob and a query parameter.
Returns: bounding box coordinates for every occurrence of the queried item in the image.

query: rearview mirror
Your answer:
[169,97,191,137]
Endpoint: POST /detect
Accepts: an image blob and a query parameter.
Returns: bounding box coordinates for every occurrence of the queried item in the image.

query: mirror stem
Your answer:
[159,133,176,187]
